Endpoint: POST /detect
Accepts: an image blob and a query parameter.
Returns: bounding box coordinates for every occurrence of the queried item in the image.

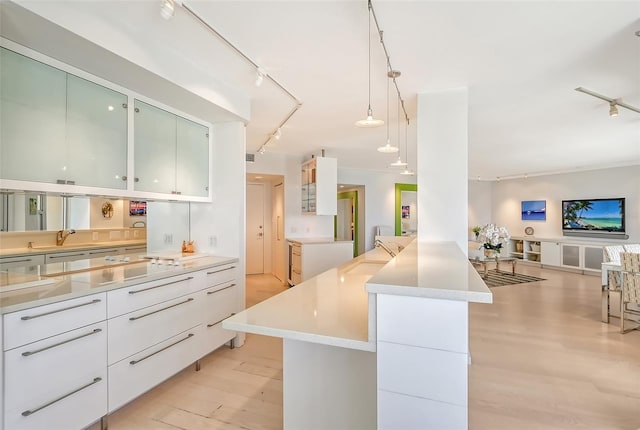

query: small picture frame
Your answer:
[521,200,546,221]
[28,198,37,215]
[401,205,410,219]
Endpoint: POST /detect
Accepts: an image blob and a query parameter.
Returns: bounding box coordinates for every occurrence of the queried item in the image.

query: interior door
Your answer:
[246,183,265,274]
[273,182,286,282]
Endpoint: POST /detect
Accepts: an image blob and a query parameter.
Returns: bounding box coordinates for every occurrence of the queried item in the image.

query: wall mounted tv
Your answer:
[129,201,147,216]
[562,198,625,237]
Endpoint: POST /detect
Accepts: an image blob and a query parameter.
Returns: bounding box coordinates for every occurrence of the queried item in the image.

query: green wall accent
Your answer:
[395,183,417,236]
[335,190,358,257]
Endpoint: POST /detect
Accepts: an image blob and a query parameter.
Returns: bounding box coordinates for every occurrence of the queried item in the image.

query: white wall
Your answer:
[475,165,640,244]
[338,168,416,251]
[468,180,493,238]
[417,88,469,251]
[248,152,334,239]
[146,201,190,253]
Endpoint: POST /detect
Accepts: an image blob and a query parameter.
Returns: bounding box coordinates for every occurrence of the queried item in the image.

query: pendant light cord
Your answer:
[386,70,390,141]
[367,2,372,112]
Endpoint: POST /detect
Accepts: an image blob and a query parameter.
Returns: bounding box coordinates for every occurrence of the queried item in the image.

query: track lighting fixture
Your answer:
[355,2,383,128]
[273,128,282,140]
[575,87,640,116]
[609,101,619,117]
[160,0,175,20]
[255,68,266,87]
[258,146,266,155]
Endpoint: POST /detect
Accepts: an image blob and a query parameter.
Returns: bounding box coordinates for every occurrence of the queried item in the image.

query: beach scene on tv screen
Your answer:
[563,199,624,231]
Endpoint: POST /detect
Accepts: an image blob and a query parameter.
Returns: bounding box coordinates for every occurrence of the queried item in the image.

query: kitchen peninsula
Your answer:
[224,240,492,429]
[0,253,240,430]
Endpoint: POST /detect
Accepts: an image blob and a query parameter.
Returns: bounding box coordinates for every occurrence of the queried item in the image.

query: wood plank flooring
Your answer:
[95,268,640,430]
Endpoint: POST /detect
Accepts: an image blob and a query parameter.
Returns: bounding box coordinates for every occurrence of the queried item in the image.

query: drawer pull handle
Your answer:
[21,377,102,417]
[206,283,236,294]
[130,333,194,365]
[2,258,33,264]
[207,313,234,328]
[206,266,236,275]
[22,329,102,357]
[129,298,194,321]
[128,276,194,294]
[48,253,85,259]
[20,299,102,321]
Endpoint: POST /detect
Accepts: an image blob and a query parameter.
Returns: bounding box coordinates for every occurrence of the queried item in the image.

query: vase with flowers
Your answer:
[477,223,510,258]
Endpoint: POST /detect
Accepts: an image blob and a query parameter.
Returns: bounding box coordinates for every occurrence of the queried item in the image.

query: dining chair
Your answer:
[620,252,640,334]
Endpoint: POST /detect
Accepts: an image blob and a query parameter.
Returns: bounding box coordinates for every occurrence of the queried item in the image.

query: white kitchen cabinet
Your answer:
[301,157,337,216]
[44,250,89,264]
[509,237,541,263]
[0,254,45,270]
[540,241,561,266]
[2,294,108,430]
[134,99,210,198]
[0,46,128,190]
[288,240,353,285]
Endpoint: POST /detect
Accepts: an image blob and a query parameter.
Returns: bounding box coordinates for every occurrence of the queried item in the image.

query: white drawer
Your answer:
[291,253,302,271]
[108,291,202,365]
[203,263,237,287]
[377,294,468,353]
[5,321,107,414]
[108,325,202,413]
[200,319,235,358]
[291,270,302,285]
[45,251,89,264]
[378,389,467,430]
[3,292,107,350]
[202,282,237,323]
[0,254,45,269]
[107,272,202,318]
[5,368,107,430]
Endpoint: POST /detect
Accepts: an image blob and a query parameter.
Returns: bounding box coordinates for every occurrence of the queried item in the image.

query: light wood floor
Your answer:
[96,268,640,430]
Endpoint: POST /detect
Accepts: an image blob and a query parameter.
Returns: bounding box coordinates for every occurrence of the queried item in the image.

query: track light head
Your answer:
[273,128,282,140]
[609,101,619,117]
[160,0,175,20]
[255,68,266,87]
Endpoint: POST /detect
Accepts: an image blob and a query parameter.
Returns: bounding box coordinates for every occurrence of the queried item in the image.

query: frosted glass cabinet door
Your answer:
[0,47,66,183]
[134,100,177,194]
[66,75,128,189]
[176,116,209,197]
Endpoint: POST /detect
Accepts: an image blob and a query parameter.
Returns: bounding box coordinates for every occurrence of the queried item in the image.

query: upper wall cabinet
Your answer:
[134,100,210,197]
[0,47,128,189]
[301,157,337,216]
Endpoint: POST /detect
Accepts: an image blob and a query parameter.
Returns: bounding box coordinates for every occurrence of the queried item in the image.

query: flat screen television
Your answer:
[562,198,625,234]
[129,200,147,216]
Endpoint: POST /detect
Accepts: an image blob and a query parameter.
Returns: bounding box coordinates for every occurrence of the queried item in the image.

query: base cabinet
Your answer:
[1,262,239,429]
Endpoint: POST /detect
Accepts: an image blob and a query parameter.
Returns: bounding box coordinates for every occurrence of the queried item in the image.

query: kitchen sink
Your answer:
[345,261,387,276]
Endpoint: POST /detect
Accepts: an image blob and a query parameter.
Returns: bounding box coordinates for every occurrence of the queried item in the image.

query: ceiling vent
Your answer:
[246,153,255,163]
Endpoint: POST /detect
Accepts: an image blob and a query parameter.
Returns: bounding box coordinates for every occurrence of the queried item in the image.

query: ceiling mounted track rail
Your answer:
[180,2,303,154]
[369,0,410,125]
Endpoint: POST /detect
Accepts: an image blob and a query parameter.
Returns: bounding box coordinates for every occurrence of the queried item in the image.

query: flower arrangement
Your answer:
[477,223,510,254]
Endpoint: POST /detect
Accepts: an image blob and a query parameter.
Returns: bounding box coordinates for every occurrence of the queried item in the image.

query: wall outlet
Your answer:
[208,236,217,247]
[133,230,139,238]
[164,234,173,244]
[291,227,297,233]
[124,230,130,239]
[92,232,99,241]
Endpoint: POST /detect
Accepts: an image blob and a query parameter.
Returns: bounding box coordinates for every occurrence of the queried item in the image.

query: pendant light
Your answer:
[355,3,384,128]
[390,85,407,167]
[377,71,398,153]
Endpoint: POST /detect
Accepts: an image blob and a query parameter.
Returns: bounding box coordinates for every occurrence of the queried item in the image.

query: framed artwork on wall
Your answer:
[521,200,546,221]
[402,205,410,219]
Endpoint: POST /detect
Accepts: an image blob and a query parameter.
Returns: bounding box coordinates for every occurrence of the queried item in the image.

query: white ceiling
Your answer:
[8,0,640,179]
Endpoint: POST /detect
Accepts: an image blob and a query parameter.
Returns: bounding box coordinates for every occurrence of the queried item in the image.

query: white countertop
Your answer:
[286,237,353,245]
[0,255,238,314]
[366,241,493,303]
[224,247,392,352]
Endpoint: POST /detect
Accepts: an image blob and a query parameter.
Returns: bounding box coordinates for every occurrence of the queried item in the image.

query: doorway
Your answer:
[245,174,286,279]
[246,183,265,274]
[335,185,365,257]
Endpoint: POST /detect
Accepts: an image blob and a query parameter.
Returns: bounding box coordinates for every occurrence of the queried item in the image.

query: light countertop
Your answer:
[366,241,492,303]
[0,254,237,314]
[286,237,353,245]
[0,240,147,258]
[224,247,392,352]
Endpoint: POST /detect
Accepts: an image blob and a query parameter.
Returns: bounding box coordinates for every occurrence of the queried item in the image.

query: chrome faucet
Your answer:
[56,229,76,246]
[374,239,396,257]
